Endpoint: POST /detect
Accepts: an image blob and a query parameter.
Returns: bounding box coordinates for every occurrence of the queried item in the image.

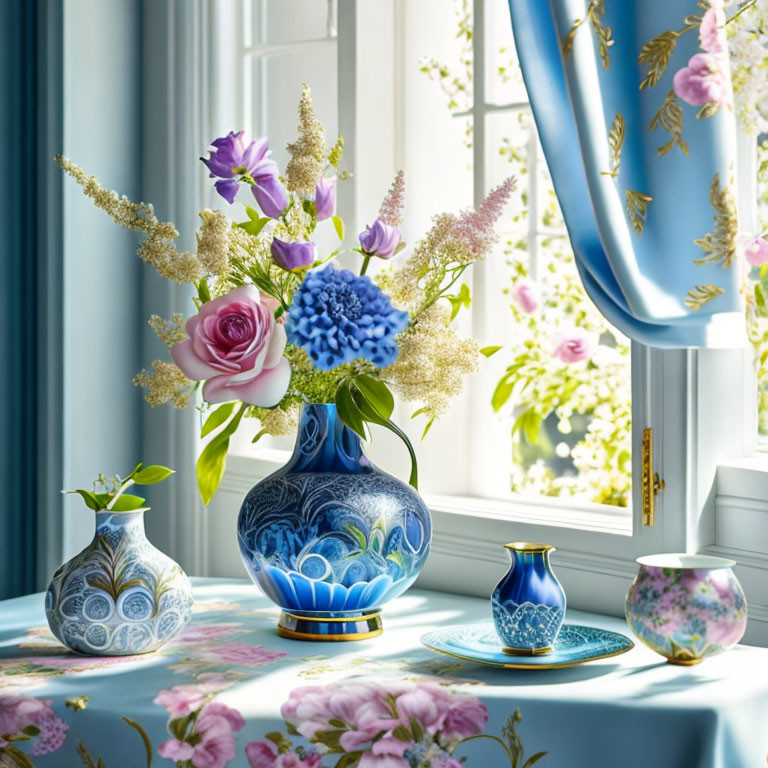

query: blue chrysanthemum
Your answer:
[286,265,409,371]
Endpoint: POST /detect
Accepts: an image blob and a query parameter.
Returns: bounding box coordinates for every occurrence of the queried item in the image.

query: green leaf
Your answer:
[21,725,41,737]
[446,282,472,320]
[492,376,515,412]
[265,731,293,754]
[110,493,148,512]
[201,403,236,437]
[391,725,412,742]
[393,241,407,255]
[331,215,344,241]
[523,411,543,446]
[196,404,245,505]
[327,720,346,730]
[123,717,153,768]
[409,718,424,743]
[133,465,174,486]
[350,388,419,489]
[66,489,103,510]
[345,523,368,551]
[335,753,363,768]
[350,375,394,420]
[236,214,270,237]
[7,746,38,768]
[480,345,502,357]
[523,752,550,768]
[197,278,211,304]
[334,382,368,440]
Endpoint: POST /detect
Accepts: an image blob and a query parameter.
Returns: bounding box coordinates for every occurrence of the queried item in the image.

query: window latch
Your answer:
[641,428,664,526]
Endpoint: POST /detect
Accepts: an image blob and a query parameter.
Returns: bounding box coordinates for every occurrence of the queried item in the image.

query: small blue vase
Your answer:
[237,403,432,641]
[45,511,193,655]
[491,542,566,655]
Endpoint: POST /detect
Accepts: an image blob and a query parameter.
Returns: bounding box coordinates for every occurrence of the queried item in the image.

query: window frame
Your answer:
[202,0,768,643]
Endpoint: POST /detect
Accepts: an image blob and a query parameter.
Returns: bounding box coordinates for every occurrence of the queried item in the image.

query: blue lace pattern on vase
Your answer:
[492,597,565,649]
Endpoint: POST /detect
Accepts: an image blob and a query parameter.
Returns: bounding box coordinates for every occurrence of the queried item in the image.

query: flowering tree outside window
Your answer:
[421,0,632,506]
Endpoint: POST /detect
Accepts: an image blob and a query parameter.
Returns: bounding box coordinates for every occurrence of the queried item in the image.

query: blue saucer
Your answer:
[420,622,634,669]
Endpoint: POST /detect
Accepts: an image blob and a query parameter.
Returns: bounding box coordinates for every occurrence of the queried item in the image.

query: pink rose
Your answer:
[198,642,287,667]
[673,53,731,108]
[514,279,539,313]
[743,235,768,266]
[699,2,725,54]
[552,328,596,363]
[170,285,291,406]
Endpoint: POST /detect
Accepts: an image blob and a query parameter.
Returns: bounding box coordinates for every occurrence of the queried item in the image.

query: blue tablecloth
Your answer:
[1,579,766,768]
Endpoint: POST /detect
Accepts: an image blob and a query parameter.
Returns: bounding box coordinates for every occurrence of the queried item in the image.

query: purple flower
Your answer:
[514,279,539,314]
[552,328,596,364]
[252,174,289,220]
[271,238,317,271]
[699,1,725,54]
[314,177,336,221]
[359,219,400,260]
[201,131,288,217]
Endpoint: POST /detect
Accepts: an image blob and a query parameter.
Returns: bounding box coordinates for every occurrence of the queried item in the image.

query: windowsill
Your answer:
[226,451,632,537]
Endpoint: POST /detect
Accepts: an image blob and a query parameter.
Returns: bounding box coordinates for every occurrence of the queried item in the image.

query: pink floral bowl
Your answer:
[625,554,747,666]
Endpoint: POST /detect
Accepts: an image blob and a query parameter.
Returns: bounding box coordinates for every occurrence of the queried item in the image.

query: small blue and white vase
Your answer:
[491,542,566,656]
[45,510,193,655]
[238,402,432,641]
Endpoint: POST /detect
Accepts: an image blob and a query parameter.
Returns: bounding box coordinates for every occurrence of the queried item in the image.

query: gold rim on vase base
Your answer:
[502,645,553,656]
[282,611,381,624]
[277,626,383,642]
[504,542,555,554]
[666,656,703,666]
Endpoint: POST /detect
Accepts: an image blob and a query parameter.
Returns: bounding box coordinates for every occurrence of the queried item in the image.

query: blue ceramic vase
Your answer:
[491,542,566,655]
[45,511,193,655]
[237,403,432,641]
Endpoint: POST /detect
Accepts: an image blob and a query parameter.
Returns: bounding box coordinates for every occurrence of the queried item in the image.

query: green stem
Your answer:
[383,418,419,490]
[413,265,467,320]
[457,734,516,767]
[727,0,757,25]
[360,254,372,276]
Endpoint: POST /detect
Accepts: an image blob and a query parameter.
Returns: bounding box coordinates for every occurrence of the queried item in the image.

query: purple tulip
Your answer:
[201,131,288,218]
[271,237,317,271]
[358,219,400,260]
[251,174,289,220]
[314,177,336,221]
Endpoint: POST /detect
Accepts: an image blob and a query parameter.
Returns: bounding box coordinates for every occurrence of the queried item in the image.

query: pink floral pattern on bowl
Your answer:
[625,554,747,665]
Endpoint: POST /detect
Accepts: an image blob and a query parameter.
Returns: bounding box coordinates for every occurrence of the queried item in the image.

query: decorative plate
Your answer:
[420,622,634,669]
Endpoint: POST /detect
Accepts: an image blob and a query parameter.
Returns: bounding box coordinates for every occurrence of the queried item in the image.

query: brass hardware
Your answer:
[641,428,665,526]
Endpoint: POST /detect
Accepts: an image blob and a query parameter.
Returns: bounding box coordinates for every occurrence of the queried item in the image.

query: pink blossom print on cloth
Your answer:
[247,681,548,768]
[0,694,69,760]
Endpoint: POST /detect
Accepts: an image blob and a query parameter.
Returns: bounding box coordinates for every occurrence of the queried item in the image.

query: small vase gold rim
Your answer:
[502,645,553,656]
[666,656,703,666]
[504,541,555,554]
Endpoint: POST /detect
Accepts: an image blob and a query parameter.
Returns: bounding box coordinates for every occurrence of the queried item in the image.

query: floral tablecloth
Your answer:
[1,579,766,768]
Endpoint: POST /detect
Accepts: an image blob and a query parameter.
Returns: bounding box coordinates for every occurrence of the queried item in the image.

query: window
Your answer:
[201,1,768,637]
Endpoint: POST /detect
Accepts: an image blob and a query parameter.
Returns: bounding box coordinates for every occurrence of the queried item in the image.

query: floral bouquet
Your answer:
[57,85,514,504]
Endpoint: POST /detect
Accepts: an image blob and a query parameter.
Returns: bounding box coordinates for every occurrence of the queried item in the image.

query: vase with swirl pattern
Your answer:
[45,510,193,655]
[625,553,747,665]
[491,542,566,655]
[237,403,432,641]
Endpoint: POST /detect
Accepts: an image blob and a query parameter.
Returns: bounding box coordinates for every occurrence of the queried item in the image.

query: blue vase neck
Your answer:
[94,510,146,539]
[286,403,373,474]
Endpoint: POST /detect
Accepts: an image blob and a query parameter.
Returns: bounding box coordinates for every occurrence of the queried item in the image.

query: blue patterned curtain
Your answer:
[508,0,744,348]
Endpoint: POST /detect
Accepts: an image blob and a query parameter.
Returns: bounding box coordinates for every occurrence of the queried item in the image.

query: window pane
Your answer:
[248,0,335,47]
